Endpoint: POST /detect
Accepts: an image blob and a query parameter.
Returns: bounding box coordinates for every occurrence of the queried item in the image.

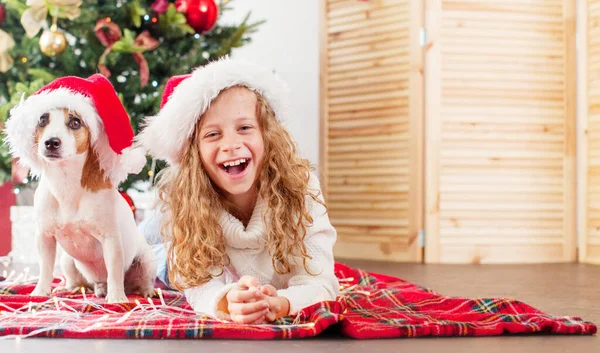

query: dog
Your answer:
[4,75,156,303]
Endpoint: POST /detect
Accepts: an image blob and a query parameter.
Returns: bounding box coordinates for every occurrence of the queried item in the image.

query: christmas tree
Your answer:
[0,0,263,191]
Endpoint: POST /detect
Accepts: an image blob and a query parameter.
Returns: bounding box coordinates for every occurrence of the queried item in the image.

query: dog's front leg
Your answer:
[102,235,128,303]
[31,232,56,296]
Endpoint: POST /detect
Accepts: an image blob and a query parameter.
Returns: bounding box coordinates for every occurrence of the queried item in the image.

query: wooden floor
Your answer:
[0,259,597,353]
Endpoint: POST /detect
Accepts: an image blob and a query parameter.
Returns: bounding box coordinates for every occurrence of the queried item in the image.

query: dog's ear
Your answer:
[81,146,112,192]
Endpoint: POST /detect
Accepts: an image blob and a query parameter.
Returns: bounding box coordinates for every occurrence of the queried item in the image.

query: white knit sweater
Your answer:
[183,173,339,319]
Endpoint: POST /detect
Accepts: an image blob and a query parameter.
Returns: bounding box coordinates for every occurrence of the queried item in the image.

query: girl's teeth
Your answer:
[223,159,247,168]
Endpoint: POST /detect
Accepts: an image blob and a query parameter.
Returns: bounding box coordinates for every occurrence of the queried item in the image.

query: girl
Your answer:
[137,58,339,324]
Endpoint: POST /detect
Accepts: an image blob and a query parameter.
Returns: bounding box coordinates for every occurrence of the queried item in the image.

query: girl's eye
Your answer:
[239,125,252,131]
[205,132,219,138]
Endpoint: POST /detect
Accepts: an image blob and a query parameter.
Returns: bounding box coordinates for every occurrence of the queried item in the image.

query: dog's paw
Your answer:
[105,292,129,304]
[138,286,156,299]
[30,287,50,297]
[94,282,107,298]
[65,281,90,291]
[54,283,91,294]
[52,286,69,294]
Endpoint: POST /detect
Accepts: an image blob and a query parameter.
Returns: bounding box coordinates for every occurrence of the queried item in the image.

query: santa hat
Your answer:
[137,57,290,166]
[4,74,146,185]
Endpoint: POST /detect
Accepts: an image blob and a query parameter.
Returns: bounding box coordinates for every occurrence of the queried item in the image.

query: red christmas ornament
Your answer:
[119,190,136,214]
[175,0,219,34]
[0,4,6,26]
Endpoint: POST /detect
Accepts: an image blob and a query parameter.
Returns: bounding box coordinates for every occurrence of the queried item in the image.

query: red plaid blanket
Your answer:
[0,263,596,339]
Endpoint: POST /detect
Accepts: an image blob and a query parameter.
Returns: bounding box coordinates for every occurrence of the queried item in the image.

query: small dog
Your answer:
[4,75,156,303]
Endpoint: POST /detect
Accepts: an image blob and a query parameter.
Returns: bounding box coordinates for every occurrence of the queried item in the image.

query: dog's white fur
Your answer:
[7,108,155,303]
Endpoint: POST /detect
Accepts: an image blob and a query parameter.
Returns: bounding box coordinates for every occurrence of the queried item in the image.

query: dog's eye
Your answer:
[68,117,82,130]
[38,113,49,127]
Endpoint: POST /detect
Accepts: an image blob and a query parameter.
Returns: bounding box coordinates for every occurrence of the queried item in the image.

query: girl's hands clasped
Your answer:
[222,276,290,324]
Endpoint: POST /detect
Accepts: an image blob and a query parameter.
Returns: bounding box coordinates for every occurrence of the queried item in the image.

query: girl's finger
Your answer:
[260,284,277,296]
[265,310,278,322]
[227,288,263,303]
[238,275,262,289]
[229,300,269,315]
[236,308,270,324]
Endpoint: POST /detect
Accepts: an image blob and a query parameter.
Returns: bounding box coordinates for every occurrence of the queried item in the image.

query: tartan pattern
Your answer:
[334,264,596,338]
[0,263,595,339]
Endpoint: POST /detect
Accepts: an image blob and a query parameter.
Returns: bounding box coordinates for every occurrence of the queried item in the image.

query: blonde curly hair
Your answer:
[155,86,323,290]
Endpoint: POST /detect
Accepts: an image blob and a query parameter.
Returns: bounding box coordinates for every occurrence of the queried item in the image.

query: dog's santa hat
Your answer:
[137,57,289,166]
[4,73,146,185]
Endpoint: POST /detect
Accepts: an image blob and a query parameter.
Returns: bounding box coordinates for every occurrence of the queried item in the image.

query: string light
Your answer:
[156,288,166,306]
[149,158,157,185]
[147,297,156,310]
[0,272,325,340]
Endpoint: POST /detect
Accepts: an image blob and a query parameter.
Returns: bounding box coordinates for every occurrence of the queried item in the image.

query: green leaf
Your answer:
[127,0,146,28]
[159,3,195,36]
[3,0,28,15]
[14,82,28,93]
[27,68,56,83]
[111,29,146,53]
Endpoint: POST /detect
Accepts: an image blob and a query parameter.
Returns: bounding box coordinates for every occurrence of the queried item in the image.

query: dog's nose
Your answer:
[44,138,61,151]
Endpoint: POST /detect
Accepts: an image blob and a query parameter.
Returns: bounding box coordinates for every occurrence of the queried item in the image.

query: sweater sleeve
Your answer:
[276,173,340,315]
[183,266,238,320]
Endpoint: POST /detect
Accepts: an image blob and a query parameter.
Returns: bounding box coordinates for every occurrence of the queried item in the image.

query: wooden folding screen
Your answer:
[578,0,600,264]
[319,0,424,262]
[424,0,577,263]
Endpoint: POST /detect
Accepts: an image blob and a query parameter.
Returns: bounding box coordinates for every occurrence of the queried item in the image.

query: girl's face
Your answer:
[198,87,265,206]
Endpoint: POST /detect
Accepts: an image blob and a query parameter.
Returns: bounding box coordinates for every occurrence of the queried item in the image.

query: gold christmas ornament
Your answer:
[39,22,67,56]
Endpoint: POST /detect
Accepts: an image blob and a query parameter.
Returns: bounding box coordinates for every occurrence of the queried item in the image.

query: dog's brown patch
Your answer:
[63,109,90,154]
[81,147,113,192]
[73,109,111,192]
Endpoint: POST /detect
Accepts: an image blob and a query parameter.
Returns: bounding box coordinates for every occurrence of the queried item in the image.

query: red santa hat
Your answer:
[137,57,289,166]
[4,74,146,185]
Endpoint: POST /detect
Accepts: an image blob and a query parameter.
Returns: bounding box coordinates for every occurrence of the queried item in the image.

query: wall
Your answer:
[220,0,321,168]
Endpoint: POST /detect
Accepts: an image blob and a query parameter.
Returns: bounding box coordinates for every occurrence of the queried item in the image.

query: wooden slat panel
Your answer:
[425,0,576,264]
[579,0,600,264]
[321,0,422,262]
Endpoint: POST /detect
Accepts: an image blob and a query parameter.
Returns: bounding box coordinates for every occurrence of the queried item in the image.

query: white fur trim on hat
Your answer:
[137,57,290,166]
[4,88,144,185]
